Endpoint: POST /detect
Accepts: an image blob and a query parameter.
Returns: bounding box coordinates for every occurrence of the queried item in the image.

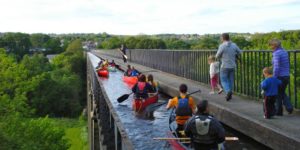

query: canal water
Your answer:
[89,53,271,150]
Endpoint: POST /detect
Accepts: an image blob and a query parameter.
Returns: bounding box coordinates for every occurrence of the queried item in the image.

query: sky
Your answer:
[0,0,300,35]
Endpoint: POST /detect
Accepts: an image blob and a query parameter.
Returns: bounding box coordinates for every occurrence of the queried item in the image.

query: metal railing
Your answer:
[87,55,134,150]
[97,49,300,108]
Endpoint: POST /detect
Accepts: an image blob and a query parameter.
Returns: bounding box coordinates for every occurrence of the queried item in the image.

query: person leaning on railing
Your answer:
[269,39,293,115]
[215,33,242,101]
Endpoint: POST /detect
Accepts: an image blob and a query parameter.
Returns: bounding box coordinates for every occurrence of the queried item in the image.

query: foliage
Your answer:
[164,38,191,49]
[30,33,51,48]
[2,32,31,59]
[0,38,87,149]
[0,116,69,150]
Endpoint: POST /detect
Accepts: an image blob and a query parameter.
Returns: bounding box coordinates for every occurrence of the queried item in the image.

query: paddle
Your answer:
[153,137,239,141]
[118,48,128,59]
[117,92,133,103]
[145,89,201,113]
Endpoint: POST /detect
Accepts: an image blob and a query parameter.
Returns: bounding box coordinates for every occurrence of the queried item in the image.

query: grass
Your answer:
[50,117,88,150]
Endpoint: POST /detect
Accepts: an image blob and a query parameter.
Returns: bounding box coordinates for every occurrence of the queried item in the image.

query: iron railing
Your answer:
[97,49,300,109]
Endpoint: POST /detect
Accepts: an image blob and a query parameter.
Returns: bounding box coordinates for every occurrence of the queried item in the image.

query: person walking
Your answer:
[119,44,127,63]
[184,100,225,150]
[208,55,223,94]
[260,67,282,119]
[216,33,242,101]
[269,39,293,115]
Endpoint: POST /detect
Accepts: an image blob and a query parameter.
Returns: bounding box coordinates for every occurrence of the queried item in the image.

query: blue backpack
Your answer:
[175,96,193,116]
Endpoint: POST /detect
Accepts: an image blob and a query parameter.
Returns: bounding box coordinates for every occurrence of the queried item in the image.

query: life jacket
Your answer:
[131,70,139,76]
[175,96,193,116]
[148,81,157,92]
[136,82,147,99]
[125,69,132,76]
[110,62,116,67]
[192,115,216,144]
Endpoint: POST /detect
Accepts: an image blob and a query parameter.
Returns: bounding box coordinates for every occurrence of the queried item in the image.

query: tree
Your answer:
[100,37,122,49]
[2,33,31,59]
[30,34,51,48]
[1,116,70,150]
[231,36,251,50]
[165,38,190,49]
[191,37,218,50]
[44,38,63,54]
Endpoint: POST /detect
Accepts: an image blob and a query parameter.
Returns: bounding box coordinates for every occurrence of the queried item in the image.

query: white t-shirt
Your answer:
[209,61,220,78]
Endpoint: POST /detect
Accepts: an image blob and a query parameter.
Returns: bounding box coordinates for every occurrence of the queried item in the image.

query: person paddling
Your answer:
[109,60,116,67]
[147,74,158,93]
[131,67,140,76]
[132,74,154,99]
[166,84,196,136]
[184,100,225,150]
[124,65,132,76]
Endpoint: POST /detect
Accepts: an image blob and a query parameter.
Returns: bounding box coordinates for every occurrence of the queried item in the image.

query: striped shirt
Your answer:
[272,48,290,77]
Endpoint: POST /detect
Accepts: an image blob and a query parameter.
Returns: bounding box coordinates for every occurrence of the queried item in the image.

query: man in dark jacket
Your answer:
[184,100,225,150]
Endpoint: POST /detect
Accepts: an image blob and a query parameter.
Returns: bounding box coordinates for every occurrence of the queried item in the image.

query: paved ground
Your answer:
[93,51,300,150]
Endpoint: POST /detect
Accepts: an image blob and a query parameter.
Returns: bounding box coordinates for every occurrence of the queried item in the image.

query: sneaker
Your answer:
[226,92,232,101]
[218,89,223,94]
[209,91,215,95]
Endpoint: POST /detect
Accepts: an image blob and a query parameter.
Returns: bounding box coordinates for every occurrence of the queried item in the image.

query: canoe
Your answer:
[97,69,109,77]
[132,93,158,112]
[123,76,138,85]
[168,108,191,150]
[108,66,117,72]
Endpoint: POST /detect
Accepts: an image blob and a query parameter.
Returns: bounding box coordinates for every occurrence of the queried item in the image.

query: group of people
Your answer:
[166,84,225,150]
[209,34,293,119]
[124,65,140,77]
[117,34,294,149]
[131,74,158,99]
[96,59,116,70]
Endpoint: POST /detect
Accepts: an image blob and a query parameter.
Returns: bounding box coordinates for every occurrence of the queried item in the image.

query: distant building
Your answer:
[46,54,57,63]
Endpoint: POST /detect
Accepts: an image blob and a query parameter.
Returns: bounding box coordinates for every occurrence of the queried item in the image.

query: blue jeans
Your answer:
[276,76,293,115]
[220,68,235,94]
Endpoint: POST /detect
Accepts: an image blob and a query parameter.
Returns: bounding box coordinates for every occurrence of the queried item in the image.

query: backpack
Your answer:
[175,96,193,116]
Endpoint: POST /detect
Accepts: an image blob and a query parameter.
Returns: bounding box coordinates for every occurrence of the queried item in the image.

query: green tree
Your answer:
[44,38,63,54]
[30,34,50,48]
[191,37,218,49]
[100,37,122,49]
[2,33,31,59]
[165,38,190,49]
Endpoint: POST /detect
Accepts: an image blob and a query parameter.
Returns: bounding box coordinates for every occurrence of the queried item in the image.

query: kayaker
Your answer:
[101,59,109,70]
[109,60,116,67]
[147,74,158,93]
[132,74,154,99]
[166,84,196,135]
[96,60,103,70]
[131,67,140,76]
[184,100,225,150]
[124,65,132,76]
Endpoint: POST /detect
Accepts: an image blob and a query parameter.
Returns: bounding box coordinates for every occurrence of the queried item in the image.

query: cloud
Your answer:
[0,0,299,34]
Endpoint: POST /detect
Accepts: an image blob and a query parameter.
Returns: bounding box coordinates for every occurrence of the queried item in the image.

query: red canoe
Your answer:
[97,69,109,77]
[123,76,138,85]
[132,93,158,112]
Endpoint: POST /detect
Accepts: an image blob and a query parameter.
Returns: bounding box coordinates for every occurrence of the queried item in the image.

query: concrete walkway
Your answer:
[93,51,300,150]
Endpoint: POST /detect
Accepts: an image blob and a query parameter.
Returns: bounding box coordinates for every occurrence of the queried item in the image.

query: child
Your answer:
[208,55,223,94]
[260,67,282,119]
